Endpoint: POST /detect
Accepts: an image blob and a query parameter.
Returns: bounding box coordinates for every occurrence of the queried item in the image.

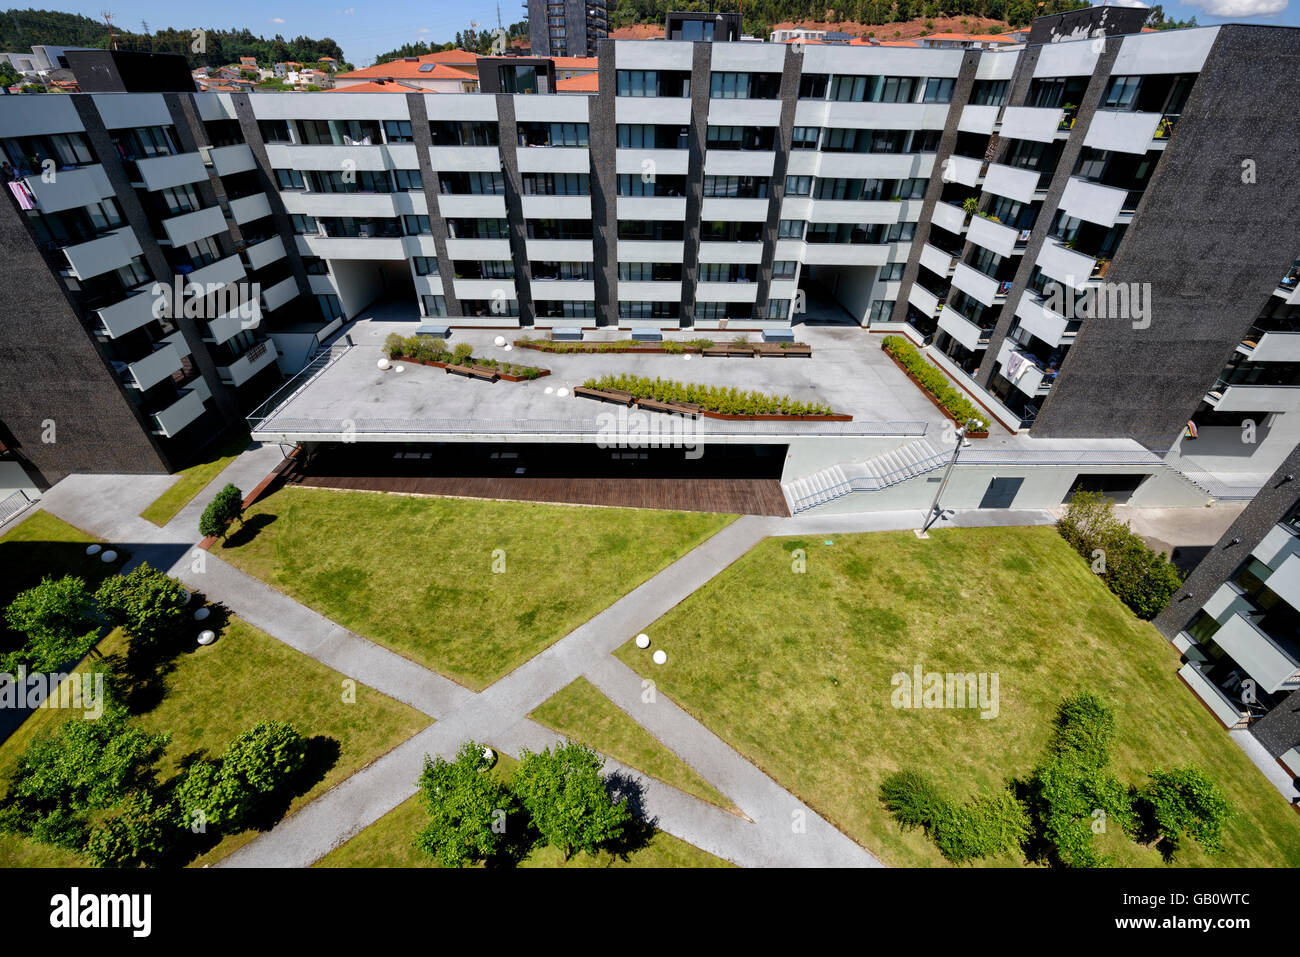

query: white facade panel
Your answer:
[983,162,1040,204]
[1084,110,1162,155]
[162,205,228,247]
[999,106,1064,144]
[515,147,591,174]
[135,151,209,191]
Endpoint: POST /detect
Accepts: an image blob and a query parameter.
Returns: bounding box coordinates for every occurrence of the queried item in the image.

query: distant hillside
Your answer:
[608,0,1090,36]
[0,8,349,69]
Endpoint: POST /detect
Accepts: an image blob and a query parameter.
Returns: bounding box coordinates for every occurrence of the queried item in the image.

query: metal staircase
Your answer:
[783,438,948,513]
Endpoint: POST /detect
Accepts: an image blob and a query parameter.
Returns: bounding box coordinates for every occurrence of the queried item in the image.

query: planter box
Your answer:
[881,345,991,438]
[392,354,550,382]
[574,386,635,406]
[701,410,853,421]
[636,397,702,418]
[518,340,813,358]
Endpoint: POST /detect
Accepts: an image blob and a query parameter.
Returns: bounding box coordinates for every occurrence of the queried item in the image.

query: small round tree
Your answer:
[199,484,244,540]
[2,575,101,672]
[415,740,513,868]
[94,562,189,647]
[511,741,631,861]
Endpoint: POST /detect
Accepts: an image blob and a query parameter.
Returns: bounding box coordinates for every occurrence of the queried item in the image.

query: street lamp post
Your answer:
[919,418,982,535]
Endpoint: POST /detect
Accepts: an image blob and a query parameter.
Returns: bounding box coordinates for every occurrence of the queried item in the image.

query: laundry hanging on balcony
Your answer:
[1005,351,1031,382]
[7,180,35,210]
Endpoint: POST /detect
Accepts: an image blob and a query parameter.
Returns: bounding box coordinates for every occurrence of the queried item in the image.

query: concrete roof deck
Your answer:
[251,318,960,443]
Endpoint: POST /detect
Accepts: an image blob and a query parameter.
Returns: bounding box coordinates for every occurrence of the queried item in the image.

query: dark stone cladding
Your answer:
[1155,441,1300,643]
[751,45,801,321]
[678,41,712,329]
[160,95,238,421]
[0,191,170,486]
[974,40,1119,388]
[230,94,314,305]
[406,92,463,319]
[494,94,535,326]
[1249,688,1300,758]
[1030,25,1300,448]
[888,49,983,327]
[589,40,619,326]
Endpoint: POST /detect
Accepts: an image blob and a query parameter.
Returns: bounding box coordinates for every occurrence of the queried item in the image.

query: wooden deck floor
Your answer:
[286,473,790,516]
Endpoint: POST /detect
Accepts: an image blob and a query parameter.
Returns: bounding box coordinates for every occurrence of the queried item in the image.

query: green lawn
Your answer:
[0,617,427,867]
[139,430,251,527]
[315,754,728,869]
[530,677,735,812]
[615,525,1300,868]
[216,486,734,690]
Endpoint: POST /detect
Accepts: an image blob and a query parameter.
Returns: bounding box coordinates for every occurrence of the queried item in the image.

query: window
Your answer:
[699,263,757,282]
[897,177,928,199]
[430,121,499,147]
[876,76,917,103]
[275,168,305,190]
[880,263,906,281]
[791,127,820,150]
[422,294,447,317]
[518,122,589,147]
[709,72,780,99]
[85,200,124,232]
[403,215,431,235]
[258,120,292,143]
[699,221,763,243]
[317,294,343,321]
[618,262,679,281]
[534,300,596,318]
[970,79,1009,106]
[461,298,519,316]
[526,219,593,240]
[617,173,686,197]
[910,129,942,153]
[615,70,690,97]
[393,169,423,191]
[160,183,200,215]
[798,74,828,99]
[617,220,684,241]
[778,219,805,240]
[454,260,514,279]
[413,256,438,276]
[869,300,894,321]
[383,120,414,143]
[439,171,505,195]
[783,176,812,196]
[830,75,870,102]
[706,126,776,152]
[765,299,790,320]
[533,261,592,280]
[522,173,589,196]
[1102,75,1142,111]
[291,214,317,234]
[922,77,955,104]
[702,176,769,198]
[619,300,679,319]
[617,124,687,150]
[446,218,509,239]
[771,260,797,279]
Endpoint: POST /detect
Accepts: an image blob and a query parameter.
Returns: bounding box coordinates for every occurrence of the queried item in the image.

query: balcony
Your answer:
[63,228,143,281]
[228,193,273,226]
[957,104,999,135]
[615,280,680,301]
[219,339,280,388]
[982,162,1041,205]
[1084,110,1162,156]
[1255,524,1300,568]
[151,387,207,437]
[999,106,1064,144]
[615,148,689,177]
[907,282,942,318]
[1177,662,1251,730]
[943,154,983,188]
[1210,384,1300,413]
[1036,240,1097,291]
[967,214,1020,259]
[1014,291,1071,347]
[616,240,684,263]
[22,165,114,214]
[426,145,503,173]
[95,285,158,338]
[616,196,687,221]
[521,195,592,220]
[996,337,1051,396]
[515,147,590,175]
[919,242,958,277]
[162,205,227,247]
[931,200,968,235]
[695,281,759,303]
[1208,610,1300,695]
[297,234,408,261]
[524,238,594,261]
[206,143,257,177]
[261,276,299,312]
[184,254,245,291]
[702,151,776,178]
[530,279,596,300]
[951,261,1002,308]
[937,302,989,351]
[444,238,513,261]
[800,242,889,267]
[134,152,208,192]
[126,340,186,391]
[697,241,764,265]
[243,235,287,272]
[454,278,518,300]
[1059,176,1129,229]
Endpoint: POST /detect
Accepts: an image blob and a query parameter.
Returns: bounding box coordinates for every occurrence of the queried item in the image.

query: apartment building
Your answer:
[1154,441,1300,770]
[2,11,1299,496]
[527,0,608,57]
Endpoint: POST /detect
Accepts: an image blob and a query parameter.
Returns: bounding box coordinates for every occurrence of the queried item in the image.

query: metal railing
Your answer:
[246,342,351,431]
[0,490,35,526]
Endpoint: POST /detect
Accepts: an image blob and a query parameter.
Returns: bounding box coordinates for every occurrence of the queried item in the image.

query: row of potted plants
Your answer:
[383,333,548,381]
[515,337,812,357]
[880,335,989,437]
[579,373,845,419]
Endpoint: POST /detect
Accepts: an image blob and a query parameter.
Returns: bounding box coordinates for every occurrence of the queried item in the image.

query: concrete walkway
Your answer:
[21,448,1068,867]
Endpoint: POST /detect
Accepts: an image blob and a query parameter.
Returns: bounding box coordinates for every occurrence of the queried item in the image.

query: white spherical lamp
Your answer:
[494,336,507,347]
[635,633,650,649]
[198,630,216,646]
[652,650,667,665]
[85,544,102,556]
[100,550,117,563]
[377,357,391,370]
[194,607,210,622]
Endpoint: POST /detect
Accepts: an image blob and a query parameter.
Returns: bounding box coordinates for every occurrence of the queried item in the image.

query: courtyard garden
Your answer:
[140,429,251,526]
[214,486,734,689]
[614,524,1300,868]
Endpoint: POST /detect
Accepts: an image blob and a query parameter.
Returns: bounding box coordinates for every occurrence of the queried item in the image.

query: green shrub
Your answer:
[452,342,474,365]
[879,769,947,831]
[1138,766,1231,854]
[383,333,405,359]
[663,341,684,354]
[581,373,833,416]
[882,336,985,429]
[199,484,243,540]
[94,563,189,648]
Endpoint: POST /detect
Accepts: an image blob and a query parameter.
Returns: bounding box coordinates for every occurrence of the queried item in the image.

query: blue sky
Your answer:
[49,0,1300,67]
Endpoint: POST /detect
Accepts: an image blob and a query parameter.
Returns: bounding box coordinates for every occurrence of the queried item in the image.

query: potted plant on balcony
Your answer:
[961,196,979,223]
[1092,258,1111,279]
[1060,104,1078,130]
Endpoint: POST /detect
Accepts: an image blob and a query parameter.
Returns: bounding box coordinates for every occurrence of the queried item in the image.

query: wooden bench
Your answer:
[779,344,813,357]
[574,385,634,406]
[445,363,499,382]
[636,397,702,418]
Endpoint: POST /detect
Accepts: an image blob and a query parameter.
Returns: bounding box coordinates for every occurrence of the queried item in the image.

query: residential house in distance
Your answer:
[333,56,478,93]
[317,56,338,72]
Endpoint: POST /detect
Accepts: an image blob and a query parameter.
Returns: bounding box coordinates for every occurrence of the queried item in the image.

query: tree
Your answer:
[2,575,101,673]
[0,62,20,88]
[414,741,513,867]
[94,563,189,648]
[173,721,308,834]
[512,742,631,861]
[84,791,175,867]
[1139,766,1231,854]
[0,705,168,849]
[199,484,244,540]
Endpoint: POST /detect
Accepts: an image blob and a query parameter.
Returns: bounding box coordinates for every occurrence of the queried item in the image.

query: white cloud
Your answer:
[418,27,430,34]
[271,17,285,24]
[1105,0,1149,7]
[1183,0,1287,14]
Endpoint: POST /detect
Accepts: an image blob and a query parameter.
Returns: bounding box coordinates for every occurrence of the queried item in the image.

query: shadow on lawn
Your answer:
[218,513,277,550]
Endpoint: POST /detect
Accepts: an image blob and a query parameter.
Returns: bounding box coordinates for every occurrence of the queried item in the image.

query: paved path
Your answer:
[26,448,1062,867]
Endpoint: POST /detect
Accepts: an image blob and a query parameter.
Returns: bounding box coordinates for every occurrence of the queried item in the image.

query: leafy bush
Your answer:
[172,721,308,834]
[2,574,101,673]
[94,563,189,648]
[453,342,474,365]
[199,484,243,540]
[879,769,948,831]
[881,336,986,429]
[415,740,514,868]
[1137,766,1231,854]
[581,373,835,416]
[513,742,632,861]
[84,791,175,868]
[1057,490,1183,619]
[879,770,1028,864]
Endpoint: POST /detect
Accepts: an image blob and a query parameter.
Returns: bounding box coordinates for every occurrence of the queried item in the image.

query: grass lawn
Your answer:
[0,617,427,867]
[615,525,1300,868]
[139,430,251,527]
[530,677,735,812]
[216,486,734,690]
[315,754,728,868]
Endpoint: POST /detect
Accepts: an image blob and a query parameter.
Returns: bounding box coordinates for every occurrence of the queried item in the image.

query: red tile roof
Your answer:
[337,57,477,82]
[556,72,598,92]
[551,55,598,70]
[326,79,423,93]
[919,32,1018,42]
[427,48,479,64]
